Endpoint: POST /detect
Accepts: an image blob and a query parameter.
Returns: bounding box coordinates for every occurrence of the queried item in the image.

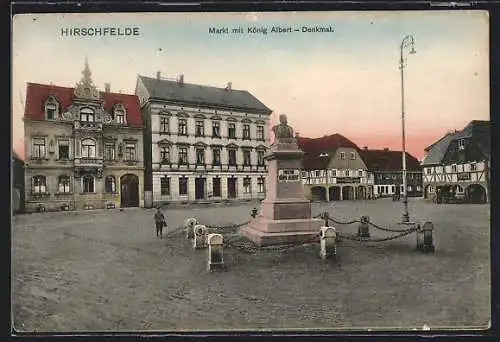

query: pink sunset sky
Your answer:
[12,11,489,160]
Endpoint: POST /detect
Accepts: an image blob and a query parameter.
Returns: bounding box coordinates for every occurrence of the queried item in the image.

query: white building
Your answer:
[135,73,273,206]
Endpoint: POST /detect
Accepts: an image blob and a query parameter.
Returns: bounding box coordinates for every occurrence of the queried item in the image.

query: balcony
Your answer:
[74,121,103,131]
[74,157,103,168]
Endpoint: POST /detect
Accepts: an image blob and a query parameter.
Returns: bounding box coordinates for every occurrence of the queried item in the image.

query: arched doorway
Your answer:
[328,186,340,201]
[465,184,487,204]
[356,186,366,200]
[342,186,354,200]
[120,174,139,207]
[311,186,327,202]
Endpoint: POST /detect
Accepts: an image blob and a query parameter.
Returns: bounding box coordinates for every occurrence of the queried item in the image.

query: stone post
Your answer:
[319,226,337,259]
[358,215,371,239]
[193,224,207,249]
[207,233,224,271]
[422,221,435,253]
[415,223,424,251]
[323,211,330,227]
[251,207,258,218]
[184,217,199,240]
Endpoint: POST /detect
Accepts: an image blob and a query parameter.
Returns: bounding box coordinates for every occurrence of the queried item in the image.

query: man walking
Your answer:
[154,207,166,239]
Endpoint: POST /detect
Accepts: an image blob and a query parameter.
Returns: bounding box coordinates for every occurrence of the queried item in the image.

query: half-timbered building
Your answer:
[298,134,374,201]
[135,73,272,206]
[421,120,490,203]
[23,59,144,212]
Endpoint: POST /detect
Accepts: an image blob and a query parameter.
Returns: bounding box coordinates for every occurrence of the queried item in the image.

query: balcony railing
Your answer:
[74,157,103,167]
[74,121,103,131]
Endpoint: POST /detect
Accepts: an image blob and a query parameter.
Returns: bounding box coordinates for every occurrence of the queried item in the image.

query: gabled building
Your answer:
[23,59,144,212]
[298,134,374,201]
[135,72,273,206]
[12,151,25,214]
[358,147,423,198]
[421,120,490,203]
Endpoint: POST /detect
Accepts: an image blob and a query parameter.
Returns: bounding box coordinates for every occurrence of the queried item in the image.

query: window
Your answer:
[195,120,205,137]
[45,103,57,120]
[451,164,457,172]
[58,176,70,193]
[470,163,477,171]
[212,121,220,137]
[358,170,363,177]
[81,139,96,158]
[257,177,265,193]
[458,139,465,150]
[392,185,395,193]
[257,150,265,166]
[179,177,188,195]
[32,138,46,158]
[105,176,116,193]
[160,177,170,195]
[340,152,346,160]
[350,152,356,160]
[345,170,350,177]
[58,139,70,159]
[429,186,435,193]
[213,178,221,197]
[125,143,136,161]
[32,175,47,193]
[196,148,205,165]
[104,143,115,161]
[115,110,125,124]
[160,146,170,163]
[416,185,422,192]
[82,176,94,193]
[178,147,188,165]
[243,177,251,193]
[243,150,251,166]
[381,186,385,194]
[243,124,251,139]
[160,116,169,133]
[228,123,236,138]
[315,170,320,177]
[228,149,237,166]
[407,185,413,191]
[426,168,431,175]
[212,148,221,166]
[80,108,95,122]
[257,125,265,140]
[178,119,187,135]
[332,169,337,177]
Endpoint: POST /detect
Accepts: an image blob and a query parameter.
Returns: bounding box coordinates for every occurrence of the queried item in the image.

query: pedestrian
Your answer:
[154,207,166,239]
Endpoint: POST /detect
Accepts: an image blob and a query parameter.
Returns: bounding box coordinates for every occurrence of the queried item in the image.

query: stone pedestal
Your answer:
[241,137,323,246]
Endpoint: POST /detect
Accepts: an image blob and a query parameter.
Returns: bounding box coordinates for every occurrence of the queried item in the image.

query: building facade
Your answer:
[298,134,374,201]
[358,147,423,198]
[135,73,272,206]
[421,120,490,204]
[12,151,25,214]
[23,60,144,212]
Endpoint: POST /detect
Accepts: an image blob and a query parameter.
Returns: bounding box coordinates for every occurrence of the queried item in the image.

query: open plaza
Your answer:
[12,198,490,332]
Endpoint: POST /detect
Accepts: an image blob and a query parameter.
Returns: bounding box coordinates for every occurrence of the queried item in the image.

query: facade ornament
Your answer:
[272,114,294,139]
[74,57,100,100]
[96,168,103,178]
[48,139,55,153]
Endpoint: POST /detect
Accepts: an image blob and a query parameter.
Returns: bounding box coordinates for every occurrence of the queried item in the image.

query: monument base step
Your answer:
[240,225,321,247]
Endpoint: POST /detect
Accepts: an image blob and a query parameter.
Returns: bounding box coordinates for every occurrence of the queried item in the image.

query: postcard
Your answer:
[11,10,490,332]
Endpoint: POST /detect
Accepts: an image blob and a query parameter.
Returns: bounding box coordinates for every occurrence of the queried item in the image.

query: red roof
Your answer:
[297,134,360,170]
[357,148,421,172]
[24,82,142,128]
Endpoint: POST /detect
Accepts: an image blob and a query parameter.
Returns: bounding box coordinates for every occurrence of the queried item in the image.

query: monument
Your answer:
[241,114,323,246]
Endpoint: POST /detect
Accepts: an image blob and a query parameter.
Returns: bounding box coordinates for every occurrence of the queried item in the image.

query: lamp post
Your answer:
[399,35,416,224]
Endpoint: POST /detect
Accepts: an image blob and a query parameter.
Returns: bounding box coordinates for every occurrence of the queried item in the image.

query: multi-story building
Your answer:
[12,151,25,214]
[298,134,374,201]
[421,120,490,204]
[23,60,144,212]
[135,73,273,206]
[358,147,423,198]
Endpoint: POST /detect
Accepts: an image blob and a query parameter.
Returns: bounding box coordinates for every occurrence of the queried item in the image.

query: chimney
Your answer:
[363,146,368,150]
[383,147,389,151]
[104,83,111,92]
[156,71,161,80]
[226,82,232,90]
[295,132,299,138]
[178,74,184,85]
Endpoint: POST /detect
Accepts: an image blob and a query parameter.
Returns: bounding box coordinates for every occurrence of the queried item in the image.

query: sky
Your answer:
[12,11,489,160]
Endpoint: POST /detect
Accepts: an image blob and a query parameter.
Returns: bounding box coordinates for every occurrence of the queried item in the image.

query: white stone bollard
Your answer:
[193,225,208,249]
[358,215,371,239]
[207,233,224,271]
[319,226,337,260]
[185,218,199,240]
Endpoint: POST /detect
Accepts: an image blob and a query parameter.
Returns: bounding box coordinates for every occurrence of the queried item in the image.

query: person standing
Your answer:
[154,207,165,239]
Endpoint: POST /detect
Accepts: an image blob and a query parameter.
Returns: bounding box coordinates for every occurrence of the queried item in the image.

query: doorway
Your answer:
[120,174,139,207]
[228,177,237,199]
[195,177,206,200]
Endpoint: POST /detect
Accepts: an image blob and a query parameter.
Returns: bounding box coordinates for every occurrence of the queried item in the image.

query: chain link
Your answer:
[338,227,417,243]
[367,221,416,233]
[328,217,360,225]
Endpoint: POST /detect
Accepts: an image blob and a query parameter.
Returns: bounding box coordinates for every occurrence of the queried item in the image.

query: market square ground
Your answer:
[12,198,490,332]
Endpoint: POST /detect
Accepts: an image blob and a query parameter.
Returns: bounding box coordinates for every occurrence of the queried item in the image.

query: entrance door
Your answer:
[195,177,206,200]
[213,177,221,197]
[120,174,139,207]
[227,178,237,199]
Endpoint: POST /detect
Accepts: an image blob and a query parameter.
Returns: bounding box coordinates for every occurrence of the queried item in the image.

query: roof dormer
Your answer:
[112,103,127,125]
[44,96,60,120]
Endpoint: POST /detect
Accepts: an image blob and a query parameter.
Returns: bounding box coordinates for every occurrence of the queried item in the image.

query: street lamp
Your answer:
[399,35,416,224]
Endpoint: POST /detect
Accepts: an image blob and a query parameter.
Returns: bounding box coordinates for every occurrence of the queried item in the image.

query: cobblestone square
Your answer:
[12,199,490,332]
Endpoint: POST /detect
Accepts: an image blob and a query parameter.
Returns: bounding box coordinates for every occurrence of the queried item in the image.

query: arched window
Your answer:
[80,107,95,122]
[105,176,116,193]
[58,175,71,193]
[32,175,47,193]
[81,139,96,158]
[82,175,94,193]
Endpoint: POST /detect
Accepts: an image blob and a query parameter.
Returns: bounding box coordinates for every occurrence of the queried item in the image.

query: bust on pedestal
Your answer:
[241,114,323,246]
